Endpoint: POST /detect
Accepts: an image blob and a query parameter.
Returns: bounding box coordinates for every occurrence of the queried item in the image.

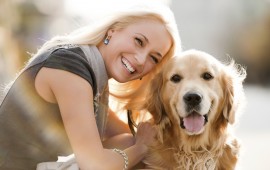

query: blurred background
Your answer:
[0,0,269,169]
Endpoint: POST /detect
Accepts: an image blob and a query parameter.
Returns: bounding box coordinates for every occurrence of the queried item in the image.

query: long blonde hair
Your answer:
[35,1,181,110]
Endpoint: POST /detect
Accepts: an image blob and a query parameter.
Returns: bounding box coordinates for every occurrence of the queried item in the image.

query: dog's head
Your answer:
[146,50,246,137]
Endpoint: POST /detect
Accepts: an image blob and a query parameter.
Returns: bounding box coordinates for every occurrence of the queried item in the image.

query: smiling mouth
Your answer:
[180,111,208,134]
[121,57,135,74]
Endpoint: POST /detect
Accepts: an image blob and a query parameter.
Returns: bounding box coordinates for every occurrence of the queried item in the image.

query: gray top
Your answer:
[0,45,109,170]
[80,45,109,137]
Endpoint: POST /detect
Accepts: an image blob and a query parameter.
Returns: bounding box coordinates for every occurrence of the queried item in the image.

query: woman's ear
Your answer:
[107,29,114,36]
[145,71,165,124]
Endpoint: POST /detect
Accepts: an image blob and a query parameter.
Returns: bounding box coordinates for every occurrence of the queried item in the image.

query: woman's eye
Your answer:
[151,55,159,64]
[135,37,143,46]
[202,72,213,80]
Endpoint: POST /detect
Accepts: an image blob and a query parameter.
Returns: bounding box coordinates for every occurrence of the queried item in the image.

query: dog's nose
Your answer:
[183,92,202,106]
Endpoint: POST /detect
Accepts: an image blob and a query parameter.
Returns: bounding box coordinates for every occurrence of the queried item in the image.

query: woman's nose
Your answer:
[134,53,147,66]
[134,54,147,74]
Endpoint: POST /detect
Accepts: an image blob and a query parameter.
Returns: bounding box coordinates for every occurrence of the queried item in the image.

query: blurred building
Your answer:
[0,0,77,84]
[171,0,270,86]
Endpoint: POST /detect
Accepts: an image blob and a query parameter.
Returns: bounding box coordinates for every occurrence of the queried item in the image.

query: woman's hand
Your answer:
[135,122,157,149]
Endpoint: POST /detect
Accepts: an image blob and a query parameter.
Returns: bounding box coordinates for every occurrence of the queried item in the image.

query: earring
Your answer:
[104,36,111,45]
[140,77,143,80]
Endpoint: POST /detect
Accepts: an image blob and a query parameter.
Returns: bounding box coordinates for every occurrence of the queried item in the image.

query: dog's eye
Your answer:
[170,74,182,83]
[202,72,213,80]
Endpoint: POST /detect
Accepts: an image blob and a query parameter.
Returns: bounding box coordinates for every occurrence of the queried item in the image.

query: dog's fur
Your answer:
[142,50,246,170]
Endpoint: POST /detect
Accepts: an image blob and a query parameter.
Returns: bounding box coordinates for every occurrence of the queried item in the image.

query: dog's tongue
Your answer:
[183,113,205,133]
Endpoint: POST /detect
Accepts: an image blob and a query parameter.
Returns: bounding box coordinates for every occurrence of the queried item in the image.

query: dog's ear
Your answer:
[145,71,166,124]
[222,60,246,124]
[222,75,235,124]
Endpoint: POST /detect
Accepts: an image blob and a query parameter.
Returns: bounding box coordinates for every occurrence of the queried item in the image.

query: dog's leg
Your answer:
[217,138,240,170]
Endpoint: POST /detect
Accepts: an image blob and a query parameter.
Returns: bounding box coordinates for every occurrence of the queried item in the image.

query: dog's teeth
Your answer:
[180,118,185,129]
[204,115,208,124]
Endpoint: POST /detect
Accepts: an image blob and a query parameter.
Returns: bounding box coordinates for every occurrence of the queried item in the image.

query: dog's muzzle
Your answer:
[179,92,209,134]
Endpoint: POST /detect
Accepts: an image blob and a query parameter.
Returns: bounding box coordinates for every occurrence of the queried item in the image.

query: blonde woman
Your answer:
[0,1,181,169]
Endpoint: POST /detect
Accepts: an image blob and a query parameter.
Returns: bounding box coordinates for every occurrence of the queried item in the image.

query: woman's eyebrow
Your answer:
[154,52,163,58]
[135,33,148,42]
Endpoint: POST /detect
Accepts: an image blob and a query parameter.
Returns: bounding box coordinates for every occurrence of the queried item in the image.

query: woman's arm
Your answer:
[104,108,131,137]
[36,67,155,170]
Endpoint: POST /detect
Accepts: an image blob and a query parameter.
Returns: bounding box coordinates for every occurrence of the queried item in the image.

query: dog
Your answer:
[135,50,246,170]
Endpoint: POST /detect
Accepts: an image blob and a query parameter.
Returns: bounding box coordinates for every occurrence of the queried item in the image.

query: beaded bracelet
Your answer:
[112,148,129,170]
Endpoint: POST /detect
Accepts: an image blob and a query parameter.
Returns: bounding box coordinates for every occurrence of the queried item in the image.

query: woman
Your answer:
[0,1,181,169]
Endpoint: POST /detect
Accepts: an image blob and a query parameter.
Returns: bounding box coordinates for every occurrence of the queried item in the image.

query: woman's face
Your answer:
[98,19,172,83]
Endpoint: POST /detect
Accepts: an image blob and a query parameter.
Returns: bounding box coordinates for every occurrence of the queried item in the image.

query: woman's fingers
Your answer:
[135,122,157,146]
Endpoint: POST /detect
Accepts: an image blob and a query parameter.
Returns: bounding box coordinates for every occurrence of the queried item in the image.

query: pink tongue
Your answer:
[183,113,205,133]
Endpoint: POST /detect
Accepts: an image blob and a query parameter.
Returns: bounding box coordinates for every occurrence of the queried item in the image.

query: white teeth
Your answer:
[122,58,135,73]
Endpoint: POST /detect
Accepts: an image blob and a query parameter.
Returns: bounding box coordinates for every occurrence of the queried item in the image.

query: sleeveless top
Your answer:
[0,45,109,170]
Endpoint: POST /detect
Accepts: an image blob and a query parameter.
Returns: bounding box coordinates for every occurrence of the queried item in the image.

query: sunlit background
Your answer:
[0,0,270,169]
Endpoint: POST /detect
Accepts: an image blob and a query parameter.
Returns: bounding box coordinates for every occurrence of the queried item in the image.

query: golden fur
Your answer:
[141,50,246,170]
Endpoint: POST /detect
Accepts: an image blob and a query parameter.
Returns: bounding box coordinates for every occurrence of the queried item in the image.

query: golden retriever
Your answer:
[132,50,246,170]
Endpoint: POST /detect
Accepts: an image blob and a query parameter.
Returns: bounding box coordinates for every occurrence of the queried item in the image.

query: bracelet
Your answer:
[112,148,129,170]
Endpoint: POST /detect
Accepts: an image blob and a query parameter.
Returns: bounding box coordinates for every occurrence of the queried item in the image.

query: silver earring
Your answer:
[104,36,110,45]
